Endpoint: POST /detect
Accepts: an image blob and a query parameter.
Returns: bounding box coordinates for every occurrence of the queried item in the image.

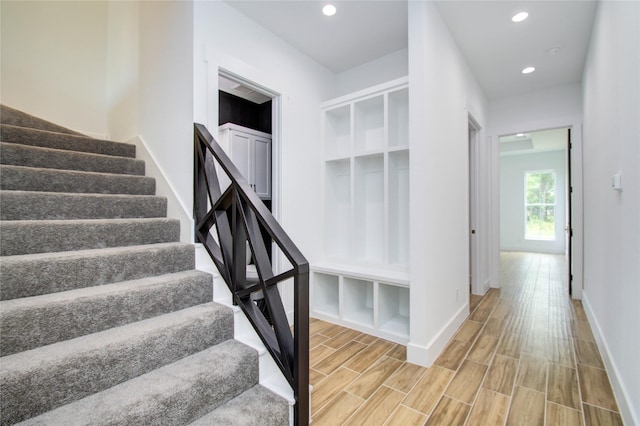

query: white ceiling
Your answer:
[225,0,597,100]
[436,1,597,100]
[500,128,568,156]
[224,0,408,73]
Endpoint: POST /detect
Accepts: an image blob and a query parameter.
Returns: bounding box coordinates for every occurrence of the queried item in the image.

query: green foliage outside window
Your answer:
[525,171,555,240]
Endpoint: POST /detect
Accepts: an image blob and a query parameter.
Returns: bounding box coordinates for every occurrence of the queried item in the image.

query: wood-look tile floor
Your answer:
[309,252,622,425]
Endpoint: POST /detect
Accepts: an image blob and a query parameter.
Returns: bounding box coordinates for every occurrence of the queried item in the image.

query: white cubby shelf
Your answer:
[321,77,410,269]
[311,263,410,344]
[316,77,410,343]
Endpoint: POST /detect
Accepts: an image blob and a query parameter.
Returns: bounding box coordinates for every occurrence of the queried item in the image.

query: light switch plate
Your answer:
[612,173,622,190]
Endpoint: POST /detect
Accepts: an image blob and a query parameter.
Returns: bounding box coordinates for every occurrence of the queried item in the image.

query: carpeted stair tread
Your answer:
[0,303,237,425]
[0,270,213,356]
[0,142,145,175]
[0,105,85,136]
[0,165,155,195]
[0,191,167,220]
[0,218,180,256]
[9,340,257,426]
[189,385,289,426]
[0,242,195,300]
[0,124,136,158]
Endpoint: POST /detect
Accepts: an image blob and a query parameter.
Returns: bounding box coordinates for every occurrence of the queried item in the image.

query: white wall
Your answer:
[500,150,567,254]
[106,1,139,142]
[334,48,408,98]
[0,0,109,137]
[193,1,335,316]
[581,2,640,424]
[407,1,489,367]
[489,83,584,296]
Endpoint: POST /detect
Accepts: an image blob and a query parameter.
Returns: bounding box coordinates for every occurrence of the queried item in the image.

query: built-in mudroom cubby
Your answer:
[312,77,410,344]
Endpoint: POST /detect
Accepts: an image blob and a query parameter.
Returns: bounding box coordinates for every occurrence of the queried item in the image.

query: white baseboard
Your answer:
[407,303,469,367]
[582,293,638,426]
[128,135,194,243]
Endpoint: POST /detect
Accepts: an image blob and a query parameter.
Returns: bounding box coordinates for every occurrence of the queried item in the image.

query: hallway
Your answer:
[309,252,622,425]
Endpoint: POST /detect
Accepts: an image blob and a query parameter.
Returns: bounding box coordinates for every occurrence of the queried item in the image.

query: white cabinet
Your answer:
[218,123,271,200]
[312,77,410,343]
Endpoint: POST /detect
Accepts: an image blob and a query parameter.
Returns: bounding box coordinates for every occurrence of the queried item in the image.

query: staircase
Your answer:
[0,105,289,425]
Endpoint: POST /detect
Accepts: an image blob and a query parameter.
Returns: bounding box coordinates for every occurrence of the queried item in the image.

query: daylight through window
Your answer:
[525,171,556,240]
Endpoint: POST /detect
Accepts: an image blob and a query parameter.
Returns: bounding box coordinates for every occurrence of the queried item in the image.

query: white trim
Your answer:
[406,302,468,367]
[582,293,638,426]
[129,135,193,243]
[468,113,482,295]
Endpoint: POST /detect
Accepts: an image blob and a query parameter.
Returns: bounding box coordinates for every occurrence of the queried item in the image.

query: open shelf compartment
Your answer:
[378,283,410,336]
[325,105,351,159]
[354,154,384,263]
[388,150,410,265]
[354,95,384,153]
[388,88,409,148]
[313,272,340,318]
[325,159,351,260]
[342,277,374,326]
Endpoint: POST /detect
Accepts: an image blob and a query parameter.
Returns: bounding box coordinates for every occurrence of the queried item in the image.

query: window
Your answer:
[525,171,555,240]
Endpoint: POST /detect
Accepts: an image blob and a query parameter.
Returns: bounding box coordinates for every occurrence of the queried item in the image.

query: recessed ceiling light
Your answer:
[522,66,536,74]
[323,4,336,16]
[516,133,525,137]
[512,12,528,23]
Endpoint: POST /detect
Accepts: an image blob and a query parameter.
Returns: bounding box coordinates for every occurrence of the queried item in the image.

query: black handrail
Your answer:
[194,123,309,425]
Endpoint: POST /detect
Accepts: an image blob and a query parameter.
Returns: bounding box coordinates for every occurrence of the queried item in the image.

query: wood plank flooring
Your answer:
[309,252,622,425]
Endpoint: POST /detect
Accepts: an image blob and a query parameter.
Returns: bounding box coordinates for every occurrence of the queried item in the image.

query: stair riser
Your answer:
[0,271,213,356]
[0,124,136,157]
[0,165,155,195]
[0,219,180,256]
[0,191,167,220]
[0,142,145,175]
[0,304,236,425]
[0,243,195,300]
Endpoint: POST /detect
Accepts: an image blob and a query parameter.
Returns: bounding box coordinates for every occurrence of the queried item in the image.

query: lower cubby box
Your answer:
[343,277,374,326]
[378,283,410,337]
[313,273,339,318]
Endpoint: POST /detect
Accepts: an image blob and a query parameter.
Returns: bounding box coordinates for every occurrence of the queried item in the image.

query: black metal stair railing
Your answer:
[194,123,309,425]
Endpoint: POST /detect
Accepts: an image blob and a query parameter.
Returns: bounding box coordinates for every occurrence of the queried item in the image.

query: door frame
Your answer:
[217,68,282,270]
[566,128,573,294]
[496,125,574,296]
[468,114,481,295]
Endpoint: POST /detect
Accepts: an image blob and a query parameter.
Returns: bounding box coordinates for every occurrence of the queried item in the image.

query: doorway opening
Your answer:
[498,127,572,293]
[217,71,280,263]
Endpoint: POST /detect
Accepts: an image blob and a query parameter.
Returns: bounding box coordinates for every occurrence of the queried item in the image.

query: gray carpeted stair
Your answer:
[0,164,156,194]
[0,191,167,220]
[1,124,136,157]
[190,384,290,426]
[0,104,85,136]
[0,218,181,256]
[0,243,196,300]
[0,270,214,355]
[0,142,145,175]
[15,341,260,426]
[0,105,288,425]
